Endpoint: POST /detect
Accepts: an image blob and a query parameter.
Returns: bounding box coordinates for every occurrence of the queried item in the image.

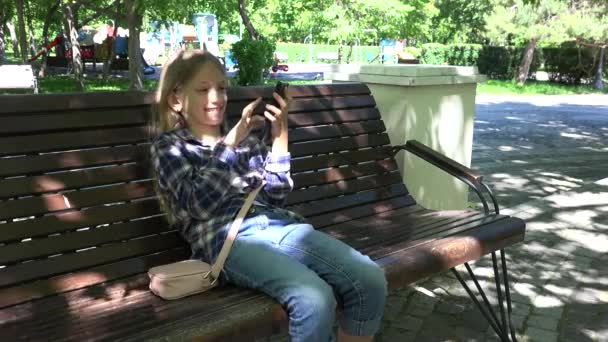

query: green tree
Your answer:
[563,0,608,89]
[486,0,569,84]
[432,0,494,44]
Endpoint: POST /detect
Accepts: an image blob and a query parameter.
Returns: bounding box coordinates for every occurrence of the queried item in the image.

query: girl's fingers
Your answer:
[263,111,276,121]
[243,97,263,118]
[272,92,287,108]
[265,103,281,116]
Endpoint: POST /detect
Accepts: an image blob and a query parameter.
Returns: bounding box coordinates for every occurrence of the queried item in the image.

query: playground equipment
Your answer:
[193,13,219,55]
[379,39,398,64]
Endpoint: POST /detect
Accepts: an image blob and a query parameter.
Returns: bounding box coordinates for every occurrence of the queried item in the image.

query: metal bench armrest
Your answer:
[393,140,500,215]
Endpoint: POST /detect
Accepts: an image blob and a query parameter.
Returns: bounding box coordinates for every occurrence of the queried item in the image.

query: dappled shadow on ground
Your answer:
[375,98,607,342]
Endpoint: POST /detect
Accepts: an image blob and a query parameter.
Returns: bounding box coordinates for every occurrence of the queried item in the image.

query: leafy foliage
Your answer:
[420,43,447,65]
[477,45,542,80]
[231,35,275,85]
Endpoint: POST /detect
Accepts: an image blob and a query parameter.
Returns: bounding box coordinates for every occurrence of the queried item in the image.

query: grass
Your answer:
[477,79,608,95]
[38,75,158,93]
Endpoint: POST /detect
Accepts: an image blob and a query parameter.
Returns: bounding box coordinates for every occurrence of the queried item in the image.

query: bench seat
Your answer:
[0,83,525,341]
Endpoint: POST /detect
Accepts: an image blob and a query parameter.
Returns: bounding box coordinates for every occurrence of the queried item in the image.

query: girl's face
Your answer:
[173,62,228,133]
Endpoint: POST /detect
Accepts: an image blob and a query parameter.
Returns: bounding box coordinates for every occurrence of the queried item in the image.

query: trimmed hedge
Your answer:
[543,46,607,84]
[445,44,482,66]
[477,46,542,80]
[420,43,447,65]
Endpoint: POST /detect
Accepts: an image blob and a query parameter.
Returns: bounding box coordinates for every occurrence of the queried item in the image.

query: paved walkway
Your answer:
[375,94,608,342]
[264,94,607,342]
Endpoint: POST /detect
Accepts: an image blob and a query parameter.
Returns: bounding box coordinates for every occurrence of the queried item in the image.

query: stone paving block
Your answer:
[386,315,423,333]
[376,327,417,342]
[511,302,532,317]
[532,294,563,308]
[532,305,564,319]
[524,327,559,342]
[526,314,559,331]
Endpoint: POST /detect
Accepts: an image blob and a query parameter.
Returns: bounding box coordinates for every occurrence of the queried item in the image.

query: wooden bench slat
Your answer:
[0,107,149,136]
[0,126,150,157]
[0,232,183,288]
[288,108,381,128]
[226,95,376,117]
[0,181,155,221]
[365,215,502,258]
[291,146,393,173]
[379,217,524,288]
[288,171,403,205]
[291,134,389,157]
[0,91,154,114]
[308,195,416,229]
[293,159,397,188]
[288,183,408,218]
[0,163,150,199]
[0,145,148,178]
[336,211,484,251]
[224,83,370,102]
[0,199,161,243]
[289,120,385,143]
[0,216,168,265]
[0,248,188,309]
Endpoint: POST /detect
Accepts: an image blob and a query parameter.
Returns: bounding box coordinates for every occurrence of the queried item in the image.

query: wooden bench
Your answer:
[0,83,525,341]
[0,65,38,93]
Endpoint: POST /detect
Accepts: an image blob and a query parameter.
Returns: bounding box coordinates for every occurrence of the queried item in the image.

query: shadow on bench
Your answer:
[0,83,525,341]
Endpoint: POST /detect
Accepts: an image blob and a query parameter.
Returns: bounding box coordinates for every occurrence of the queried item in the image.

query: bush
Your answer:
[543,44,607,84]
[231,36,276,86]
[477,46,542,80]
[445,44,482,66]
[420,43,447,65]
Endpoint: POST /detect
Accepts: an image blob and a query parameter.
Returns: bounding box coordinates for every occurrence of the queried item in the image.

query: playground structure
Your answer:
[29,24,155,75]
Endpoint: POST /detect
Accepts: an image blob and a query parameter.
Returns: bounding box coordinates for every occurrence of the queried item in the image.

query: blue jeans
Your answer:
[222,213,388,342]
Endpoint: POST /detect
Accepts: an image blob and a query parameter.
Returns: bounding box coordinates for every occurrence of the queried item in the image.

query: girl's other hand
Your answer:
[263,91,291,141]
[224,97,265,146]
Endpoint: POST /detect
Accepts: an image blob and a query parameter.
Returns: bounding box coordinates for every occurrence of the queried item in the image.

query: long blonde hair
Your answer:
[154,49,228,134]
[152,49,227,224]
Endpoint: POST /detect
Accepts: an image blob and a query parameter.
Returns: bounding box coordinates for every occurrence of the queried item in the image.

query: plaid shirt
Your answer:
[150,128,305,263]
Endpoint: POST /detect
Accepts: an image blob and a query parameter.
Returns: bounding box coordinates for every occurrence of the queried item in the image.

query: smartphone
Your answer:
[261,81,289,143]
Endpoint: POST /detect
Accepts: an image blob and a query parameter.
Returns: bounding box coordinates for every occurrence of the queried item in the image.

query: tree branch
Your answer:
[575,38,607,49]
[77,1,122,30]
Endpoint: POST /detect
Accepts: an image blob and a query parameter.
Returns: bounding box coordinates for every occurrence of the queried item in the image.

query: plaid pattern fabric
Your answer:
[151,128,305,263]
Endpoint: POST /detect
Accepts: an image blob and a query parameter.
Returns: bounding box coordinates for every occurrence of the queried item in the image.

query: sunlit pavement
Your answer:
[264,94,608,342]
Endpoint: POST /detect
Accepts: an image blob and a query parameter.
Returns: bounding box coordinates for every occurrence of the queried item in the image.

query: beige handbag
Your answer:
[148,183,264,300]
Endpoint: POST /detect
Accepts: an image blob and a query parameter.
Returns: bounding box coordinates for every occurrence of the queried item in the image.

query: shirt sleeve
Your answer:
[151,135,239,221]
[247,136,294,207]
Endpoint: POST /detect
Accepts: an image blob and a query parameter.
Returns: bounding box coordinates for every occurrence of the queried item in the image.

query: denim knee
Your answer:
[288,280,337,340]
[339,260,388,336]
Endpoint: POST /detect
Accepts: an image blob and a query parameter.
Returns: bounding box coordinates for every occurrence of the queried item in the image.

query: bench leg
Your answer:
[450,249,517,342]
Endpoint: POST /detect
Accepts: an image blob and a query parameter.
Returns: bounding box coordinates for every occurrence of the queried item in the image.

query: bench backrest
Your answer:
[0,65,38,93]
[0,83,413,309]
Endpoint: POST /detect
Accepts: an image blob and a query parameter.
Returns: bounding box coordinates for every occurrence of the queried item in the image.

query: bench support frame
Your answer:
[393,142,518,342]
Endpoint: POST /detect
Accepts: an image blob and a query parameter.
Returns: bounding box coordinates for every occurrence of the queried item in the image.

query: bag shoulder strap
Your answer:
[210,182,265,279]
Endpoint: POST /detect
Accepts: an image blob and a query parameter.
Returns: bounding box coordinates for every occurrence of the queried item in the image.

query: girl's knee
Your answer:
[359,262,388,303]
[291,280,337,321]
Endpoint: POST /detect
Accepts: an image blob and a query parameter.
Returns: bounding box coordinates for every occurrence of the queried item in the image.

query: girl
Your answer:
[151,49,387,342]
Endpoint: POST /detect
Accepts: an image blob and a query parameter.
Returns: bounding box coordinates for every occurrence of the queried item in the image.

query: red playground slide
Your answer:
[28,36,63,62]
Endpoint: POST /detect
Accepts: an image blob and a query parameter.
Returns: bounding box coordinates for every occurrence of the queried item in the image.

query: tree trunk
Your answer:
[0,23,5,63]
[346,41,353,64]
[25,0,37,58]
[103,6,121,80]
[515,38,538,85]
[238,0,259,40]
[7,22,20,58]
[15,0,28,63]
[125,0,143,90]
[39,1,60,77]
[594,46,605,91]
[63,3,85,91]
